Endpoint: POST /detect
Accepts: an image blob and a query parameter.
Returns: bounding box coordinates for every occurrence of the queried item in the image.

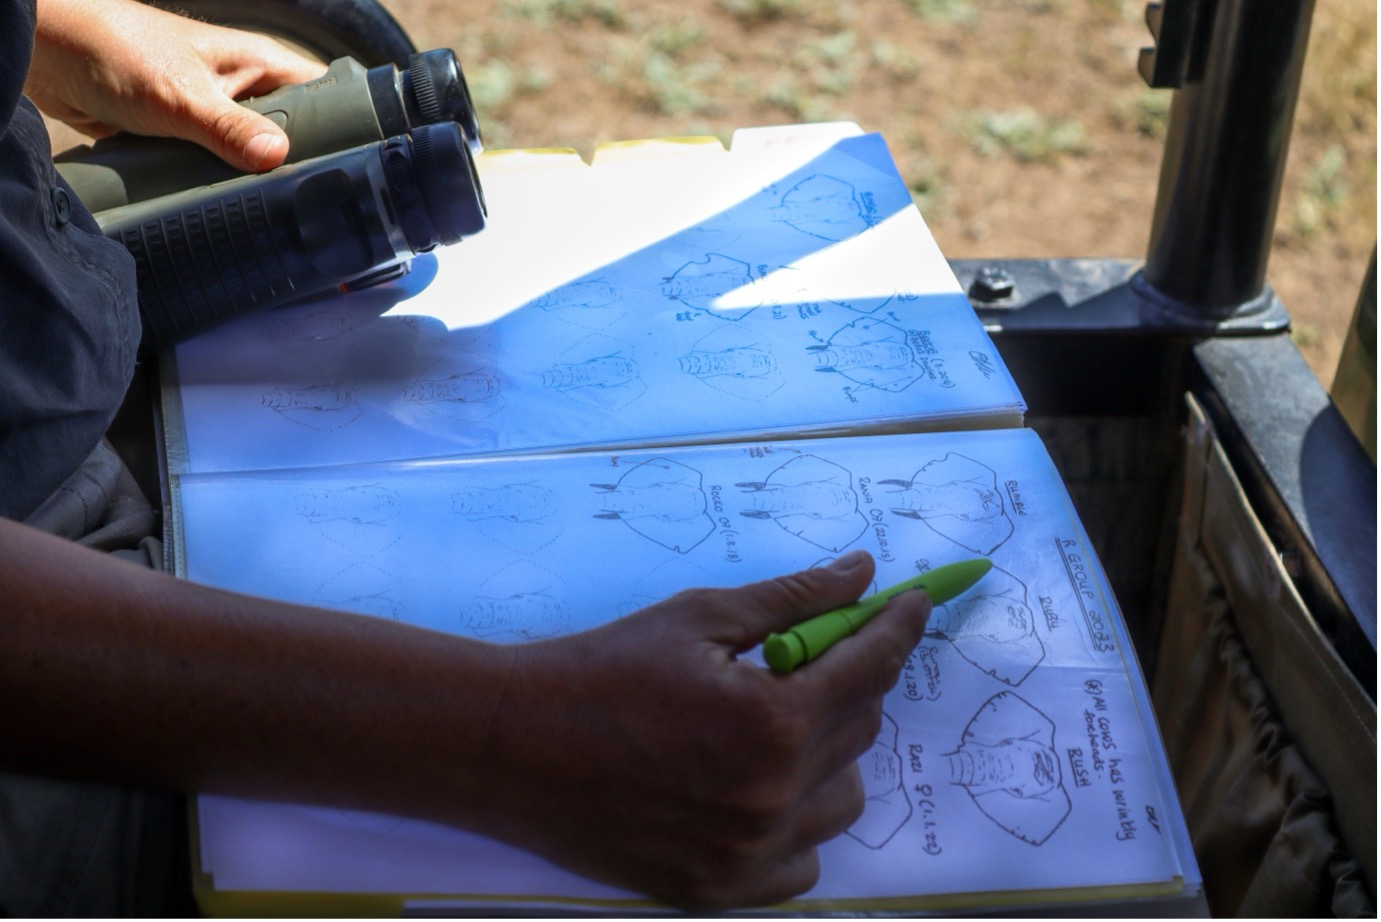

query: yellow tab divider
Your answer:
[591,136,725,165]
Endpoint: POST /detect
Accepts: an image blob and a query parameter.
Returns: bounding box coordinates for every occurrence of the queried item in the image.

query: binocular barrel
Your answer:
[56,49,480,214]
[99,121,486,353]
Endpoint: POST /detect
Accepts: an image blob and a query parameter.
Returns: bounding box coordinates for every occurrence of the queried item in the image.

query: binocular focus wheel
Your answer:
[143,0,417,67]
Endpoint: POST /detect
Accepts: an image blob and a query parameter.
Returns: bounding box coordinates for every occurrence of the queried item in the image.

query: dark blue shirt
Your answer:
[0,0,139,519]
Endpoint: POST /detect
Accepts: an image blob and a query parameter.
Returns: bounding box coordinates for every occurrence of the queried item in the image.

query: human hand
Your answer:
[480,550,930,910]
[25,0,327,171]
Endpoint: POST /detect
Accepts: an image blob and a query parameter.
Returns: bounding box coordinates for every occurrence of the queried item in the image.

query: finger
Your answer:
[805,587,931,702]
[221,45,329,100]
[198,104,291,172]
[737,845,822,910]
[703,550,877,651]
[794,691,888,797]
[786,592,930,784]
[193,38,325,170]
[735,768,864,908]
[788,762,866,849]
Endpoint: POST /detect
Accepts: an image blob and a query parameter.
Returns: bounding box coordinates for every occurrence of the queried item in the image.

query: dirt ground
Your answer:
[42,0,1375,386]
[387,0,1376,386]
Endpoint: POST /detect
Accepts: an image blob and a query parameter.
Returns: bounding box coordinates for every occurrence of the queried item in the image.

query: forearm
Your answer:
[1,514,928,908]
[27,0,145,117]
[0,515,514,825]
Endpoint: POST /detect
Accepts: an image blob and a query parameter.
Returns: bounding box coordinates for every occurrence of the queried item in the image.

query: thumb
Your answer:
[196,105,291,172]
[722,550,877,647]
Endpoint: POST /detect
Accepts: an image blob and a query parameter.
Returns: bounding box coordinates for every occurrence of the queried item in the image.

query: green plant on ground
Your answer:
[718,0,807,25]
[901,0,977,24]
[595,33,724,116]
[908,160,951,218]
[642,53,723,116]
[803,30,856,65]
[793,31,860,97]
[871,40,921,81]
[1291,144,1350,240]
[964,107,1088,162]
[1291,321,1321,349]
[466,60,551,113]
[759,74,839,122]
[500,0,626,28]
[648,20,707,56]
[1111,88,1172,139]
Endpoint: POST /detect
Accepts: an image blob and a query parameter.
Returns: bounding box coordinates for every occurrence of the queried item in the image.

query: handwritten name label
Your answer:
[1039,594,1060,630]
[911,781,943,855]
[905,329,957,389]
[1004,479,1027,516]
[716,516,741,563]
[1057,538,1116,653]
[869,508,894,562]
[1067,747,1092,787]
[902,645,941,701]
[969,349,1000,379]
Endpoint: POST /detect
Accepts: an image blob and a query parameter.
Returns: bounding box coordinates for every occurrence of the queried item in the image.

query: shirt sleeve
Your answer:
[0,7,140,520]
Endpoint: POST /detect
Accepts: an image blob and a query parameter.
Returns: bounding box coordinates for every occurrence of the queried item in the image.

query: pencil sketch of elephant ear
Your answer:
[457,560,569,641]
[261,384,363,432]
[735,453,868,552]
[770,174,873,242]
[615,557,719,617]
[524,279,626,330]
[807,316,923,393]
[451,482,564,554]
[880,453,1013,555]
[590,457,716,554]
[926,567,1045,686]
[678,323,784,402]
[540,333,647,410]
[313,562,406,621]
[847,712,912,849]
[661,252,762,320]
[828,292,897,317]
[946,691,1071,846]
[293,482,404,554]
[396,354,506,426]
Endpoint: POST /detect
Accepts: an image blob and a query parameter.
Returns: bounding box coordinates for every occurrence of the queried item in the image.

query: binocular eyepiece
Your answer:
[56,49,487,353]
[377,49,483,157]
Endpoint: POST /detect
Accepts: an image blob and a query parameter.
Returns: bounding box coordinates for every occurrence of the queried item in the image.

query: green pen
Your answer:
[763,557,993,673]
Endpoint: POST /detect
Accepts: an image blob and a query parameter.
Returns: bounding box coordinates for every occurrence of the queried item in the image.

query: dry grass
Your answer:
[44,0,1375,385]
[391,0,1375,385]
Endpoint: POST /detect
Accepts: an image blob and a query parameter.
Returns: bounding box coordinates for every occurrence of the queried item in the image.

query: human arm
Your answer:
[23,0,326,171]
[0,517,927,910]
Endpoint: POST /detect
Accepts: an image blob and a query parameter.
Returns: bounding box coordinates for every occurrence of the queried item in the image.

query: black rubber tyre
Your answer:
[146,0,417,66]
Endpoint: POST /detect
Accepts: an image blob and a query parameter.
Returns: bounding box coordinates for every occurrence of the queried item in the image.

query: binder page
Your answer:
[165,132,1023,476]
[182,428,1186,910]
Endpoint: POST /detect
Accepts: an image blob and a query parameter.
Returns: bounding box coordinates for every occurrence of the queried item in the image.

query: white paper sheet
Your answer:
[165,132,1023,476]
[180,428,1191,910]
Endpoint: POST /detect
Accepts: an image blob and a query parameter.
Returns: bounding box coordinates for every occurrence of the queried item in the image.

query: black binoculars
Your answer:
[56,49,488,352]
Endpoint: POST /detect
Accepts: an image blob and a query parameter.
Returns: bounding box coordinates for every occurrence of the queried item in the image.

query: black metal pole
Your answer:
[1142,0,1316,316]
